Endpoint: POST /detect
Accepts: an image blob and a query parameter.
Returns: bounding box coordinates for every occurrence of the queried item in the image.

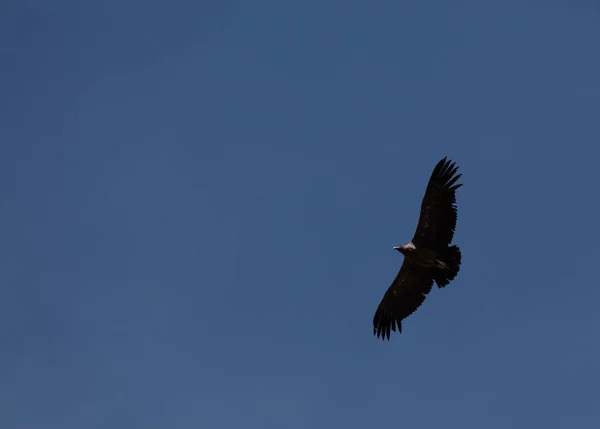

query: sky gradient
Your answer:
[1,1,600,428]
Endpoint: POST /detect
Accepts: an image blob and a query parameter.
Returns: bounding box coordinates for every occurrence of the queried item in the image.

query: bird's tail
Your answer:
[434,245,461,288]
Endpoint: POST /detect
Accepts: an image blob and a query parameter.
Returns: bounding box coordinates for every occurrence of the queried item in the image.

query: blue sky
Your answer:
[1,1,600,427]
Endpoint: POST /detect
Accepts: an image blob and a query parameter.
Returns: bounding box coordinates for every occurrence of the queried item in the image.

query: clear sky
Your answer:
[1,1,599,428]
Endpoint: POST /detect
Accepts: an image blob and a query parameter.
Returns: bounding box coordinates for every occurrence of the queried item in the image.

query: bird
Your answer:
[373,157,463,340]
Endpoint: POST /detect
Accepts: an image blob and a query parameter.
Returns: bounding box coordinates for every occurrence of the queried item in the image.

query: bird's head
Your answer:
[393,245,404,254]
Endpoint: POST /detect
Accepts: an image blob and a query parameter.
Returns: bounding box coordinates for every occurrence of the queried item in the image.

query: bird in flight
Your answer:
[373,157,463,340]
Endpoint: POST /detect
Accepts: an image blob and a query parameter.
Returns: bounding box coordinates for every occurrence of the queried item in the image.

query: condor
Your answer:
[373,157,463,340]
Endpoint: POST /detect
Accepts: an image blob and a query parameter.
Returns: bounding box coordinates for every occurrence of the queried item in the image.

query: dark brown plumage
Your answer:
[373,157,463,340]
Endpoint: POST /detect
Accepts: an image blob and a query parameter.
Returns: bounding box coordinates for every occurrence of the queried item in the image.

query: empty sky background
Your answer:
[1,1,600,428]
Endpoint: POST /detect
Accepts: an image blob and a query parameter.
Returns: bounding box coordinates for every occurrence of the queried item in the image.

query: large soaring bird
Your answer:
[373,157,463,340]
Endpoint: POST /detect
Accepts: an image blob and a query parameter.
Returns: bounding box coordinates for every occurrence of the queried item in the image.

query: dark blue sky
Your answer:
[2,1,600,427]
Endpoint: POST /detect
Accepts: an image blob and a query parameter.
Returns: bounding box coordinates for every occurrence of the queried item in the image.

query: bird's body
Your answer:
[373,157,463,340]
[394,243,448,270]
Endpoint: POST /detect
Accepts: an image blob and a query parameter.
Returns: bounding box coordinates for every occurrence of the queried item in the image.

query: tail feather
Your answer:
[434,245,461,288]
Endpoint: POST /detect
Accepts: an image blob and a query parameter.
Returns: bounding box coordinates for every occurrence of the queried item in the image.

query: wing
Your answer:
[373,262,434,340]
[412,157,462,250]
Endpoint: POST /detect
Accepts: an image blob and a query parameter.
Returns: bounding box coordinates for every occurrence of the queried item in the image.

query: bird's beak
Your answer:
[393,246,401,251]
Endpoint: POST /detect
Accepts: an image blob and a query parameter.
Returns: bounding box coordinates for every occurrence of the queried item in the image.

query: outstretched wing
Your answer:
[373,262,435,340]
[412,157,462,250]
